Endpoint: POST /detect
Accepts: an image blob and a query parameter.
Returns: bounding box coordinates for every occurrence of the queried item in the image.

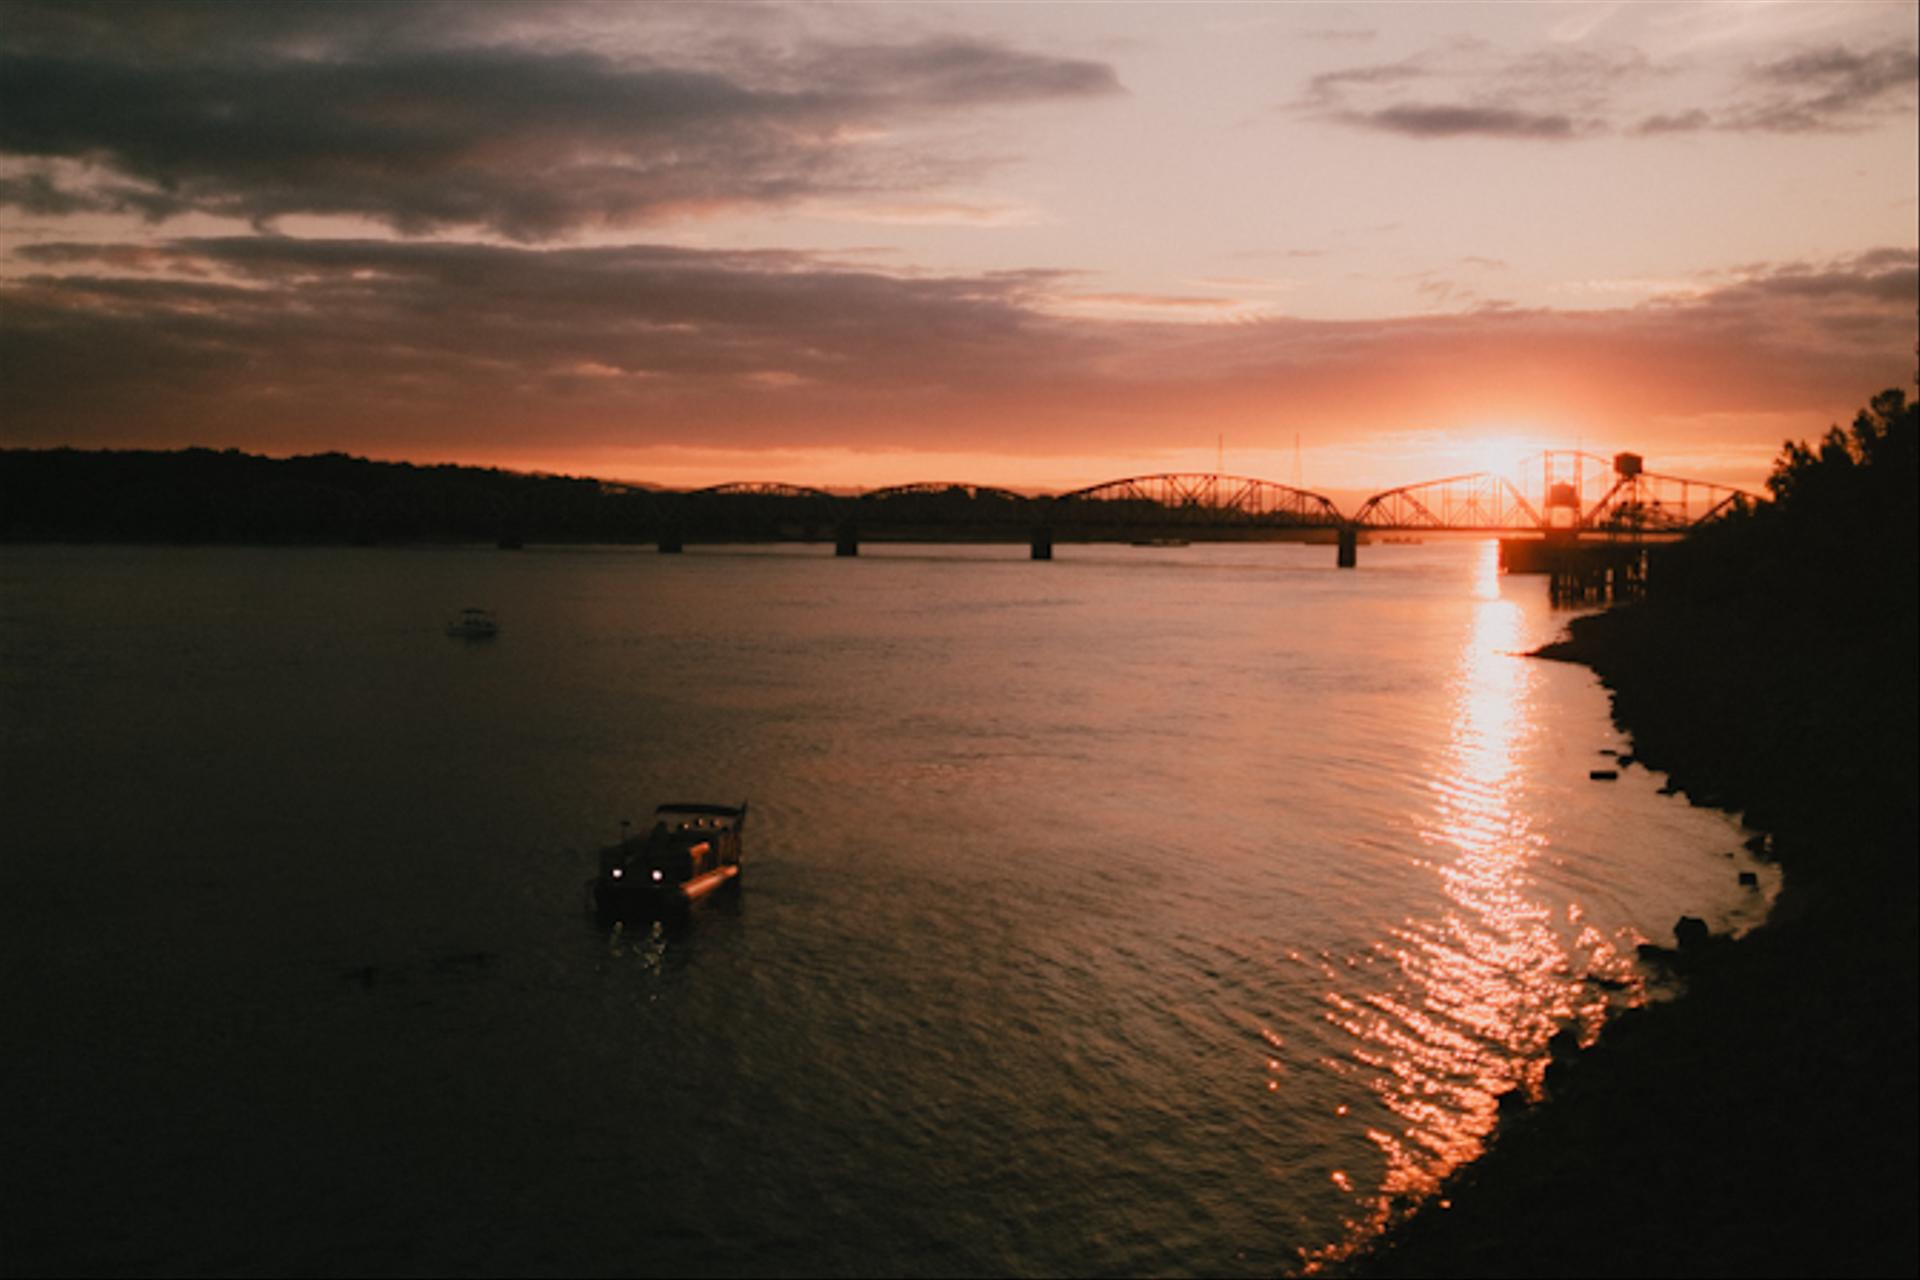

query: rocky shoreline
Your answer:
[1342,599,1918,1278]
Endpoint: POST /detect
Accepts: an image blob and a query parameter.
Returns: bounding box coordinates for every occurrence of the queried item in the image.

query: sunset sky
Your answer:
[2,0,1914,498]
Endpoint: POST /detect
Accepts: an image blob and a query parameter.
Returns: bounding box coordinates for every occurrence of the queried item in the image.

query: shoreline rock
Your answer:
[1339,600,1918,1278]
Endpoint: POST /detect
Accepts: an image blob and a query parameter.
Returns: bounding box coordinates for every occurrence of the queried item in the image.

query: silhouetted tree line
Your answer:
[0,447,670,545]
[1617,386,1917,872]
[1652,387,1918,627]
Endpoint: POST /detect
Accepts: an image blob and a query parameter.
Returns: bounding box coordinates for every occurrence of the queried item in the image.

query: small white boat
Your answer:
[445,607,498,639]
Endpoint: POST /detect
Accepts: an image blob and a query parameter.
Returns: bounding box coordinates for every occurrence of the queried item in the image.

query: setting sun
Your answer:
[1454,436,1554,483]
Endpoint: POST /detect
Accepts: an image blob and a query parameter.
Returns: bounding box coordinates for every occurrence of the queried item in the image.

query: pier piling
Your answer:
[1336,525,1358,568]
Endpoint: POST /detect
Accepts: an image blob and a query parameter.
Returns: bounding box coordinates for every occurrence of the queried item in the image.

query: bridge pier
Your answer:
[1336,525,1357,568]
[835,523,859,557]
[1030,527,1053,560]
[1501,536,1651,604]
[657,526,683,554]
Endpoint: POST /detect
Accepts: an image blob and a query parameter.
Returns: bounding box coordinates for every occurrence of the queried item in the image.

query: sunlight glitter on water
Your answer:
[1317,547,1653,1259]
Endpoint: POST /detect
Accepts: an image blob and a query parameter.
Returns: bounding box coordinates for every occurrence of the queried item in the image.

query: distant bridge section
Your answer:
[856,482,1030,532]
[1052,473,1344,529]
[656,474,1349,558]
[1349,451,1757,584]
[635,452,1757,570]
[842,482,1035,555]
[657,481,843,551]
[1352,451,1754,534]
[1038,473,1344,559]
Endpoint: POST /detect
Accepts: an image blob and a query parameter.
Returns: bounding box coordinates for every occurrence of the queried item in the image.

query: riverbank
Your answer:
[1344,598,1917,1277]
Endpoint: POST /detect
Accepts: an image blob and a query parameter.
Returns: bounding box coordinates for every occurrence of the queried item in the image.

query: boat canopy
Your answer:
[655,801,746,821]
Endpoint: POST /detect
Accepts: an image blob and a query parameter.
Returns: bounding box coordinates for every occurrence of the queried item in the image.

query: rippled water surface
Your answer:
[0,541,1773,1276]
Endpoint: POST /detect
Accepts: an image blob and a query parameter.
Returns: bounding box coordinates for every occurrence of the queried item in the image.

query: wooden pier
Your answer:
[1499,535,1652,604]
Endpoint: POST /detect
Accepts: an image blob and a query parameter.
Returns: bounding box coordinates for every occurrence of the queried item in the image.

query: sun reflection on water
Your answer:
[1308,543,1648,1266]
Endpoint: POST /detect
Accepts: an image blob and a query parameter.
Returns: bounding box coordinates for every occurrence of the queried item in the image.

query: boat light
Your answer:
[651,870,664,882]
[610,868,623,879]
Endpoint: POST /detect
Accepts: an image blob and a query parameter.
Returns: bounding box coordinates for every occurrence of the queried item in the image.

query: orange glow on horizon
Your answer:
[455,424,1776,509]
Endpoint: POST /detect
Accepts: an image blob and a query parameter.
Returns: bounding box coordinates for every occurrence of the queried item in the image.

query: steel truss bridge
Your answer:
[631,451,1755,564]
[1351,451,1751,534]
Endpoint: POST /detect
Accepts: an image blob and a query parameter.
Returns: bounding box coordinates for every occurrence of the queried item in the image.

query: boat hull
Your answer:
[593,865,738,921]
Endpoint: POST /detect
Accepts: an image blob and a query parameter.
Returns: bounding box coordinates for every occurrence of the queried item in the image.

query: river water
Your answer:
[0,541,1773,1277]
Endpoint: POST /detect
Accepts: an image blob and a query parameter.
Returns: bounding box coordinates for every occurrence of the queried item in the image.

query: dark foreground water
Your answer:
[0,541,1773,1277]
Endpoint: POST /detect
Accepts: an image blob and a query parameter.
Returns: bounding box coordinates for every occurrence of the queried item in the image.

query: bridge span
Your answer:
[638,451,1755,567]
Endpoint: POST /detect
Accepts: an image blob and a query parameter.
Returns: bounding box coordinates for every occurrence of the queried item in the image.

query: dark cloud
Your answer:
[1338,104,1581,140]
[1304,60,1428,98]
[0,238,1105,453]
[0,0,493,62]
[1839,246,1920,273]
[1631,109,1712,136]
[0,0,802,69]
[1727,42,1919,133]
[1300,44,1638,141]
[1628,41,1917,135]
[6,237,1077,365]
[805,37,1121,107]
[0,171,107,217]
[1698,257,1919,307]
[0,3,1120,238]
[1302,36,1916,142]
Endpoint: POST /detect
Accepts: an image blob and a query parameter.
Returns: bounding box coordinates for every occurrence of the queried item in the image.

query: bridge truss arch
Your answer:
[1052,473,1344,528]
[685,481,841,503]
[849,481,1035,536]
[1354,452,1759,533]
[859,481,1029,505]
[1579,466,1755,532]
[671,480,846,538]
[1352,471,1542,531]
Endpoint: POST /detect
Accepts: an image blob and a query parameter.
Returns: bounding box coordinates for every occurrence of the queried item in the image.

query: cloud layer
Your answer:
[1,3,1912,493]
[0,0,1121,238]
[5,237,1911,486]
[1304,35,1918,141]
